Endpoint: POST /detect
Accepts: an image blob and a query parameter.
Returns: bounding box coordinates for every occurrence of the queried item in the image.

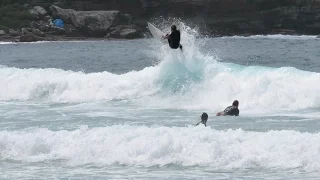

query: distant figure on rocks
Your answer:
[162,25,183,50]
[216,100,240,116]
[196,112,208,127]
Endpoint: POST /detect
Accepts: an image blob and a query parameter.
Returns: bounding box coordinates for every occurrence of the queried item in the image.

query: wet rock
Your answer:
[272,29,296,35]
[47,26,66,35]
[119,29,140,39]
[32,28,46,37]
[107,25,143,39]
[19,33,44,42]
[9,29,21,37]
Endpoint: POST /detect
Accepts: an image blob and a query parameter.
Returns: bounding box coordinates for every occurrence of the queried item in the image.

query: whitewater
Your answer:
[0,23,320,179]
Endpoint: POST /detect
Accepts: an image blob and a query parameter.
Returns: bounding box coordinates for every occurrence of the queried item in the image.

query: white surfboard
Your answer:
[147,22,165,40]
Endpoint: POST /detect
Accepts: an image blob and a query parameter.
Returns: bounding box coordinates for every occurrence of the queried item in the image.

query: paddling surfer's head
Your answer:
[201,112,208,124]
[171,25,177,32]
[232,100,239,107]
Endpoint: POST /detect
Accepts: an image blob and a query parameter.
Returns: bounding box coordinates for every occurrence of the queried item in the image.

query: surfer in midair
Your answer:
[162,25,183,50]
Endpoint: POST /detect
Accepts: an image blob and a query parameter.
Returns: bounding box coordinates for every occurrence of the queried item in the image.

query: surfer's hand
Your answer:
[162,34,169,39]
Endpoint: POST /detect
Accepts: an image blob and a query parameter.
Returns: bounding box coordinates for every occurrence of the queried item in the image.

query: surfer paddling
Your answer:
[196,113,208,127]
[162,25,183,51]
[216,100,240,116]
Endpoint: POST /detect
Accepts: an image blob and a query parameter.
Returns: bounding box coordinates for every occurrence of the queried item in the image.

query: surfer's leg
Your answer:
[179,44,183,51]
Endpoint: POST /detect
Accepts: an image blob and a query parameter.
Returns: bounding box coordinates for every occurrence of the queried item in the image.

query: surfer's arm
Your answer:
[216,112,224,116]
[162,34,170,39]
[195,121,206,127]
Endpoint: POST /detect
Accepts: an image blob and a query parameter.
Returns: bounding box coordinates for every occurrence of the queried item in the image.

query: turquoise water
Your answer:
[1,28,320,179]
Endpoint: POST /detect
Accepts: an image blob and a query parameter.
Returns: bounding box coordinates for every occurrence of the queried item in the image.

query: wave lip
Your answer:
[1,57,320,111]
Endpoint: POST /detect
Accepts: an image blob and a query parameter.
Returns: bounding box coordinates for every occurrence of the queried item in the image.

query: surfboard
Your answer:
[147,22,165,40]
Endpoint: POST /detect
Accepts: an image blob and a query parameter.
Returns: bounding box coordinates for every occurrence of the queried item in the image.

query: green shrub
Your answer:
[0,3,36,29]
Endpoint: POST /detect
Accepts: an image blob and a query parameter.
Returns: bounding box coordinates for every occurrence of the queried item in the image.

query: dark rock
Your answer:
[272,29,297,35]
[32,29,46,37]
[65,29,84,37]
[50,6,133,37]
[30,21,39,29]
[9,30,21,37]
[237,33,253,37]
[44,15,52,21]
[113,13,133,26]
[249,21,266,32]
[20,33,44,42]
[238,22,252,31]
[50,5,75,24]
[30,20,50,32]
[4,0,320,37]
[71,10,120,36]
[63,24,83,37]
[47,26,66,35]
[21,28,30,35]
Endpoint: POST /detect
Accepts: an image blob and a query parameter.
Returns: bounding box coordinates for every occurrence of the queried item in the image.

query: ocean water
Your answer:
[1,24,320,179]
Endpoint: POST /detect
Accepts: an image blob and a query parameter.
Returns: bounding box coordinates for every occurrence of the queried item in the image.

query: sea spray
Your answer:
[1,24,320,112]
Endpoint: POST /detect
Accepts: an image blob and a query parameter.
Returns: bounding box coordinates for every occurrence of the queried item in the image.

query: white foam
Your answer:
[0,40,110,45]
[0,42,15,45]
[0,67,160,102]
[220,34,318,40]
[183,65,320,111]
[0,41,55,45]
[0,125,319,171]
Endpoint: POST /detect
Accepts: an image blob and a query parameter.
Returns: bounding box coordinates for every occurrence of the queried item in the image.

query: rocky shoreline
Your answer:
[0,1,320,42]
[0,5,145,42]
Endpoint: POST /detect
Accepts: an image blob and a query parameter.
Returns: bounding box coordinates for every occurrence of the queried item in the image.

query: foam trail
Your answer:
[0,125,320,171]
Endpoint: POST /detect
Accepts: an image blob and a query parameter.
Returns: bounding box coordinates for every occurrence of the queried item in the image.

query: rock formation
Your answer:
[0,0,320,41]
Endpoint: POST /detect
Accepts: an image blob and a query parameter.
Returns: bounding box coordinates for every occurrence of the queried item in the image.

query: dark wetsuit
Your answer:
[196,120,207,127]
[168,30,182,50]
[223,106,239,116]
